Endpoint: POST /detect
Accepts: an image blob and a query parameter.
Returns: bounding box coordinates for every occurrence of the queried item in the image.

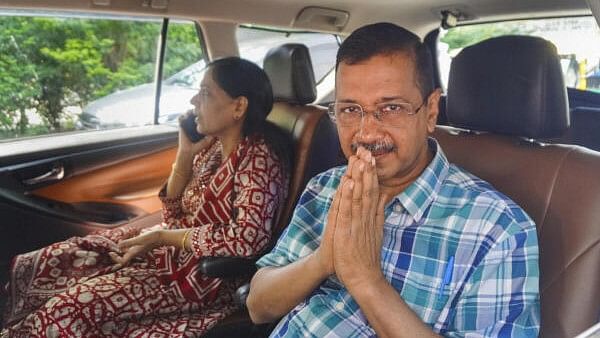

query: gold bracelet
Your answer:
[181,229,192,251]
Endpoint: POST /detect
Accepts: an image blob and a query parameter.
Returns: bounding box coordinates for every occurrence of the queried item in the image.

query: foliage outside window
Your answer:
[0,12,203,140]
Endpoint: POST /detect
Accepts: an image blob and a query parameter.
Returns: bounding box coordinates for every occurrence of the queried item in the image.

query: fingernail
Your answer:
[371,157,376,166]
[359,163,365,172]
[348,180,354,190]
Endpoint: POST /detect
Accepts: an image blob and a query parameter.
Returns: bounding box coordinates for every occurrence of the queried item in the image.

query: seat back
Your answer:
[439,35,600,337]
[263,43,344,238]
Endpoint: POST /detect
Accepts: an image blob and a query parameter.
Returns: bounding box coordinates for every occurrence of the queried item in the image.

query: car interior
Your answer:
[1,0,599,337]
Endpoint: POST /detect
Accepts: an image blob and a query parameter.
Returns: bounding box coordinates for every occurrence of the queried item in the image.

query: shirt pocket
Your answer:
[390,269,454,326]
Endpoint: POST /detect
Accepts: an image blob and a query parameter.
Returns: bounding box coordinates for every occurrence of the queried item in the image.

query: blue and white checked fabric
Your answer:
[256,138,540,337]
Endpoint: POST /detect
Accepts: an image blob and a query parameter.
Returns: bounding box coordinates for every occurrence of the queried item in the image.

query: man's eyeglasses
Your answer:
[327,100,426,127]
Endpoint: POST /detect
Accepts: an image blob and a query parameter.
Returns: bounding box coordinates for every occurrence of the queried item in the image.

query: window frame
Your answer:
[0,9,206,159]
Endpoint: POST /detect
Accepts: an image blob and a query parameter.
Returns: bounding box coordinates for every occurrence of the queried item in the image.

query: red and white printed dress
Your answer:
[1,135,288,337]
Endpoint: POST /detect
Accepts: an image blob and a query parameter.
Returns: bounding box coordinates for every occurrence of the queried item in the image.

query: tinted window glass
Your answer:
[437,16,600,93]
[0,11,204,138]
[236,26,339,84]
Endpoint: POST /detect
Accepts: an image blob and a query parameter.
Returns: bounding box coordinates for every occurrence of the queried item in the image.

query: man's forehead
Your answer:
[337,52,414,70]
[335,53,419,101]
[336,53,415,81]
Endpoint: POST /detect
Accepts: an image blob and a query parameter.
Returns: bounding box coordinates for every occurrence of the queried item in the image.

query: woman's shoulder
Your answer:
[244,134,276,154]
[236,134,276,163]
[243,133,266,149]
[192,138,221,168]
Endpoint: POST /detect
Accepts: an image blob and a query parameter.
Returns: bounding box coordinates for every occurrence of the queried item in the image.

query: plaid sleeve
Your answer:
[446,216,540,337]
[256,167,343,269]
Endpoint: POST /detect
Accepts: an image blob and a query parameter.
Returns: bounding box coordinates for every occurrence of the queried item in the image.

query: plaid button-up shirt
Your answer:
[257,139,540,337]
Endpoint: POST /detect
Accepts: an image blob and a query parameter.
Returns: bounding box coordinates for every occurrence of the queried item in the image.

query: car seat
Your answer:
[436,35,600,338]
[200,43,344,337]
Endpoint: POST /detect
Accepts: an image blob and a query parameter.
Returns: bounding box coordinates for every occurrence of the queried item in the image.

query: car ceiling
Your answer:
[1,0,593,37]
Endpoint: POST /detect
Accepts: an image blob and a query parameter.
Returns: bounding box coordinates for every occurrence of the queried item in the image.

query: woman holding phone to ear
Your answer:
[2,57,291,337]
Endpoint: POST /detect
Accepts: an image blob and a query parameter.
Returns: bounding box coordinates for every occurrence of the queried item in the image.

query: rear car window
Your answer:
[437,16,600,93]
[236,26,340,85]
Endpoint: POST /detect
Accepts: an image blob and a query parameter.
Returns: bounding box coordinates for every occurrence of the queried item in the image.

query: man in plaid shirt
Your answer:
[247,22,540,337]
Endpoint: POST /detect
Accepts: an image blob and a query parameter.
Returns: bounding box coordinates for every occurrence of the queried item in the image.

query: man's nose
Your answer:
[358,110,382,137]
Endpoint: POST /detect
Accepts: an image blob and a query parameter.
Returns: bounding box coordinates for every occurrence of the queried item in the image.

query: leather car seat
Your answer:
[200,43,344,337]
[263,43,344,238]
[435,35,600,338]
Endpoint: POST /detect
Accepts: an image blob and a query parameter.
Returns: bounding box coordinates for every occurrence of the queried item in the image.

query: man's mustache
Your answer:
[350,141,397,154]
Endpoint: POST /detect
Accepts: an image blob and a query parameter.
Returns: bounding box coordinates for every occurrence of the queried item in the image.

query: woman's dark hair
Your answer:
[208,56,293,170]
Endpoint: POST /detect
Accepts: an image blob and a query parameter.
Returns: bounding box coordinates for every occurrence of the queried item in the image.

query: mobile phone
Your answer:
[180,113,204,142]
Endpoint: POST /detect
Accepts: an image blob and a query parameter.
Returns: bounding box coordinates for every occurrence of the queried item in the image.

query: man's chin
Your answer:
[373,160,392,181]
[373,153,404,181]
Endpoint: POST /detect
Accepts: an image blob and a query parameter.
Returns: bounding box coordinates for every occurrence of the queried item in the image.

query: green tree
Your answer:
[0,15,202,139]
[163,23,203,79]
[441,23,533,52]
[0,18,43,136]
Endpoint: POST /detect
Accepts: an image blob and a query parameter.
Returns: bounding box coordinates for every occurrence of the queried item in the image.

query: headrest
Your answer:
[263,43,316,105]
[447,35,569,138]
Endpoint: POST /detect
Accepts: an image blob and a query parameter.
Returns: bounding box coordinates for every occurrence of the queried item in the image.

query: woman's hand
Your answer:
[109,230,163,269]
[177,110,213,157]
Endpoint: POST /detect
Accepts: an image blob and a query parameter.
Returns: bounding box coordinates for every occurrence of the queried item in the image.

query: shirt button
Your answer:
[335,302,344,311]
[394,204,403,212]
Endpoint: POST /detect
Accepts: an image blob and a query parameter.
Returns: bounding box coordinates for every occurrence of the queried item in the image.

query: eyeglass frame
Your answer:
[326,99,427,127]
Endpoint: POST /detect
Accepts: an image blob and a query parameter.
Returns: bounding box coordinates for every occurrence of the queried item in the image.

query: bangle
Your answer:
[181,229,192,251]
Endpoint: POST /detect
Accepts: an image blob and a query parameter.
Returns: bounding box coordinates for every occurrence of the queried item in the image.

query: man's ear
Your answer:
[233,96,248,120]
[425,88,441,133]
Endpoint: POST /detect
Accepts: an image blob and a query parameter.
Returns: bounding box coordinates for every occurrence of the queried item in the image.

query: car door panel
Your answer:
[32,146,177,213]
[0,130,178,275]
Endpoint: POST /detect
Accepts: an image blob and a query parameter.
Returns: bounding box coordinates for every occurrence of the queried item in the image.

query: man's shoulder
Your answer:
[440,163,536,233]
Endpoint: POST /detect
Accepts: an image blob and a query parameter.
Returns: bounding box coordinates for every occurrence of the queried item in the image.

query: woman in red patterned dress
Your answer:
[1,57,290,337]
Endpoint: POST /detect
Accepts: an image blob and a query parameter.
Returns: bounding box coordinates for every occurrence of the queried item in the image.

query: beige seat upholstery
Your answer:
[437,35,600,338]
[201,43,344,337]
[263,43,343,237]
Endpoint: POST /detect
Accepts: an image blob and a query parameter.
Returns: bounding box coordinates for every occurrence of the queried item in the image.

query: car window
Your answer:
[0,11,204,138]
[437,16,600,93]
[156,21,204,125]
[141,25,339,126]
[148,25,340,118]
[236,26,339,85]
[79,20,204,129]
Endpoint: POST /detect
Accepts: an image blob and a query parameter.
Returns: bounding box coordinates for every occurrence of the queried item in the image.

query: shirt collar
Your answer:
[392,138,449,223]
